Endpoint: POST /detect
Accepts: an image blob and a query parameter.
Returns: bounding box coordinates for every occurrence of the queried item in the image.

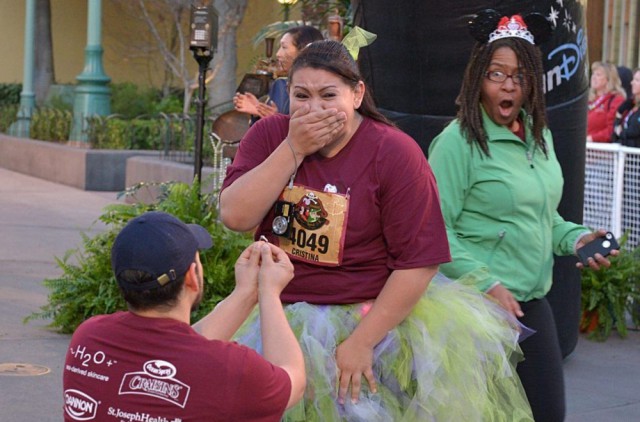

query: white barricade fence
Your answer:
[584,142,640,249]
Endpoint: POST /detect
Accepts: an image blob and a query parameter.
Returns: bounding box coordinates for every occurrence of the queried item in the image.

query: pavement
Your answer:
[0,166,639,421]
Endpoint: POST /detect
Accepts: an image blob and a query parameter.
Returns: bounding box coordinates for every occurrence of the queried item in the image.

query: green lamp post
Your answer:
[8,0,36,138]
[69,0,111,144]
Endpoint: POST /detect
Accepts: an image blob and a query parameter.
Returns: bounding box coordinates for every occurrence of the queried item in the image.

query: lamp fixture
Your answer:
[277,0,298,21]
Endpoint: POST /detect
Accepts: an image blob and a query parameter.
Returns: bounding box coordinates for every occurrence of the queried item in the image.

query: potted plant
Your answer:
[580,232,640,340]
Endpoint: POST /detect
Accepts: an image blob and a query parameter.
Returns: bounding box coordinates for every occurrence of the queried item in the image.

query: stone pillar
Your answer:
[70,0,111,144]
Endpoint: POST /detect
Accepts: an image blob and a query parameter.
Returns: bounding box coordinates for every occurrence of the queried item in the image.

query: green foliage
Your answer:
[83,84,186,150]
[46,93,74,112]
[580,233,640,341]
[3,81,190,152]
[110,83,184,117]
[0,104,18,133]
[85,115,166,150]
[0,84,22,133]
[153,95,185,114]
[85,116,128,149]
[29,108,73,142]
[0,83,22,106]
[297,0,352,27]
[129,118,165,149]
[110,83,160,119]
[252,20,306,48]
[25,180,252,334]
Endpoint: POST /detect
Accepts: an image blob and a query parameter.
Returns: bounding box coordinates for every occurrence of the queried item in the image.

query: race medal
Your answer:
[277,185,349,266]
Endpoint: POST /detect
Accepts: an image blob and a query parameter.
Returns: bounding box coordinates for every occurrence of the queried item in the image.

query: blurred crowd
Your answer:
[587,62,640,147]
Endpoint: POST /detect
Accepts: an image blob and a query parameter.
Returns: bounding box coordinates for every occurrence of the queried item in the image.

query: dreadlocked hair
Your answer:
[456,37,548,158]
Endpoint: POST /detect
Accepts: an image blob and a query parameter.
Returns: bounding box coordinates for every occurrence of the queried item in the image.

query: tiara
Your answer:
[488,15,534,44]
[469,10,552,45]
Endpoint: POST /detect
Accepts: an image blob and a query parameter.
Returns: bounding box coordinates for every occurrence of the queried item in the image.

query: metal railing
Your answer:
[584,142,640,248]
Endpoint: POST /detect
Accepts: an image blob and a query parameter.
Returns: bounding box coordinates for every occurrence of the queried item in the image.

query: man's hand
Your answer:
[258,242,294,295]
[233,242,263,304]
[192,242,263,340]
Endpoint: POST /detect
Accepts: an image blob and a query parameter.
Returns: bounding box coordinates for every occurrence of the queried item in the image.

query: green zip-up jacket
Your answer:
[428,109,589,301]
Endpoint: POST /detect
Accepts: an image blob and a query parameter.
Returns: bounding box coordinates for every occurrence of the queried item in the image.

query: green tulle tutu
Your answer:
[234,274,533,421]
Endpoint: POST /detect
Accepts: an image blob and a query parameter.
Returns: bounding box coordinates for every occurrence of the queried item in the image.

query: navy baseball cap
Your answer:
[111,211,213,291]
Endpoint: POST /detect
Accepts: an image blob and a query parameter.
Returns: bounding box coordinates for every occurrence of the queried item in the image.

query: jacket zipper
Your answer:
[525,115,535,169]
[487,229,507,266]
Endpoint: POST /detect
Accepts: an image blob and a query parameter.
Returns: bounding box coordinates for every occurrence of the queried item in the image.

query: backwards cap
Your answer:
[111,211,212,291]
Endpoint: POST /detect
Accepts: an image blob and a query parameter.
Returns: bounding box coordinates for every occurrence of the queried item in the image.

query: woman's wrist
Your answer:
[285,138,304,163]
[485,281,501,293]
[574,230,594,254]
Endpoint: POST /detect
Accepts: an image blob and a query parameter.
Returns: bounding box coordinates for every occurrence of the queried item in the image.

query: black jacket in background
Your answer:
[611,98,640,147]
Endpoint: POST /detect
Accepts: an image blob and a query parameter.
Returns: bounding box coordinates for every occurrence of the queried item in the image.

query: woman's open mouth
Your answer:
[499,100,514,117]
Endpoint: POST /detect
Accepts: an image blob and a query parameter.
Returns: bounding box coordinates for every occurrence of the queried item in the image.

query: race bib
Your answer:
[276,185,349,266]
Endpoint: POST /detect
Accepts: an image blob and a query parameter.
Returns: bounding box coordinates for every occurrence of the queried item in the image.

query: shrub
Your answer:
[0,83,22,106]
[4,82,193,152]
[110,82,159,119]
[46,93,74,112]
[84,115,166,150]
[110,83,184,117]
[128,117,165,150]
[25,179,252,333]
[153,95,185,114]
[85,115,129,149]
[580,233,640,341]
[0,104,18,133]
[29,107,73,142]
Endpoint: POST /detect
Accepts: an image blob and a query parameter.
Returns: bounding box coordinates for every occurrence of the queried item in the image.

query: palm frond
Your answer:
[252,20,305,49]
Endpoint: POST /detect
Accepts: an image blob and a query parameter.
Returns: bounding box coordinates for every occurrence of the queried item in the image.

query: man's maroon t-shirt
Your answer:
[63,312,290,422]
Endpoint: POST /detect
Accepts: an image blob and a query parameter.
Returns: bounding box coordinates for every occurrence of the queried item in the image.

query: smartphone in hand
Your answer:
[577,232,619,265]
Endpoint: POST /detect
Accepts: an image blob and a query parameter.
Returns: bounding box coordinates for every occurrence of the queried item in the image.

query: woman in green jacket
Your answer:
[428,10,617,422]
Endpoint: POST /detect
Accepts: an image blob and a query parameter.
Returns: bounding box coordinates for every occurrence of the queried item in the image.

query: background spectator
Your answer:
[612,68,640,147]
[587,61,626,143]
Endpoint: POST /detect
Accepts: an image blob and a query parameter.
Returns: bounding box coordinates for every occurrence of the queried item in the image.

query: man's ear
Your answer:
[183,263,199,292]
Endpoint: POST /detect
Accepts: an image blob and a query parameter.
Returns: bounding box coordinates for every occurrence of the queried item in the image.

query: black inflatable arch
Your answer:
[354,0,589,357]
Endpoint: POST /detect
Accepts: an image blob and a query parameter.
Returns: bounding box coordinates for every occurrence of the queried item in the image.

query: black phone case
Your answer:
[577,232,619,265]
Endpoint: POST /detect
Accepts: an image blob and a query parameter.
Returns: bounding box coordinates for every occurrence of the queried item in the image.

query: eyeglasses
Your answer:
[485,70,526,85]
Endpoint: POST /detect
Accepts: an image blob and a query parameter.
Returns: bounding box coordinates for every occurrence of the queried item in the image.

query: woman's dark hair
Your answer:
[634,68,640,102]
[289,40,394,126]
[285,26,324,50]
[118,269,185,311]
[456,37,548,157]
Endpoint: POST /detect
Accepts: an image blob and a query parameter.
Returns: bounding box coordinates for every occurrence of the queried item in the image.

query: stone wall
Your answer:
[0,134,219,194]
